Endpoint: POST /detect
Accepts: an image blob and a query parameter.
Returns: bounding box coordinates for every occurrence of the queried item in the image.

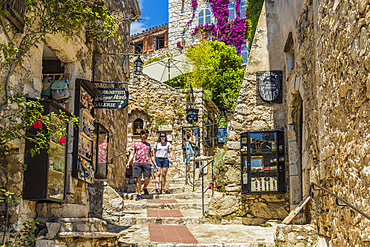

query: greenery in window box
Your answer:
[0,0,121,113]
[0,94,79,157]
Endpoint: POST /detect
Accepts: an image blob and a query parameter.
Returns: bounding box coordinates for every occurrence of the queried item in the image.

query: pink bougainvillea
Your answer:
[179,0,247,54]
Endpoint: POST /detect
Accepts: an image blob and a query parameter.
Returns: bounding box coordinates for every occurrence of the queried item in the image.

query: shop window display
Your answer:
[241,131,286,193]
[72,79,108,183]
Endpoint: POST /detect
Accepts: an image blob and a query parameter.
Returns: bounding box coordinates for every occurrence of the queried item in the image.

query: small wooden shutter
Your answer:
[164,31,168,47]
[148,36,154,52]
[130,45,134,53]
[143,37,148,53]
[4,0,26,33]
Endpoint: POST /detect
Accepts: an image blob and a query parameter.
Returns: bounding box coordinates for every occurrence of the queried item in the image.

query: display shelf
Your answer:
[78,153,92,162]
[80,132,94,142]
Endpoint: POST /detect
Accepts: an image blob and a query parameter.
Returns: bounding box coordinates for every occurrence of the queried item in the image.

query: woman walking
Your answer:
[154,131,173,194]
[183,129,196,175]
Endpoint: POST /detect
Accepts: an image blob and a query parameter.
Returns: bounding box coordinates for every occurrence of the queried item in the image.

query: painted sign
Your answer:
[94,88,129,109]
[256,71,283,103]
[158,125,173,131]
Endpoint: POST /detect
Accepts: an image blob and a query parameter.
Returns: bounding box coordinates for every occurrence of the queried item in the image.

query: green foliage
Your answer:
[145,54,173,65]
[246,0,264,50]
[0,94,79,156]
[184,40,244,111]
[214,147,226,173]
[0,0,119,67]
[154,113,168,130]
[0,189,38,247]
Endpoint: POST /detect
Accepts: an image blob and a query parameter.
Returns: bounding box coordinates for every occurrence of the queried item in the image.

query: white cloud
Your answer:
[130,21,147,35]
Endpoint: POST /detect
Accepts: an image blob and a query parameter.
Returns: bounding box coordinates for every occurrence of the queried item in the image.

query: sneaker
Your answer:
[161,190,166,194]
[135,195,142,201]
[143,188,149,195]
[156,188,160,194]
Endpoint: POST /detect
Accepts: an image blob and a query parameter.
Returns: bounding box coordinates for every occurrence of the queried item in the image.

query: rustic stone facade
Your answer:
[0,0,139,244]
[168,0,213,53]
[126,71,218,182]
[225,0,370,245]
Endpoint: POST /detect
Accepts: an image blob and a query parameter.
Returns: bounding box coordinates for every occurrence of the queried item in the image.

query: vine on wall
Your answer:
[179,0,247,54]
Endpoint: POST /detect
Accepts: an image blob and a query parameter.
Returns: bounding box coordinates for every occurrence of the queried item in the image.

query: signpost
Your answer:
[94,88,129,109]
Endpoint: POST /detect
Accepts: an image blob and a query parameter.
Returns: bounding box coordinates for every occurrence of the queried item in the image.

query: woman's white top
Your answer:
[154,142,171,158]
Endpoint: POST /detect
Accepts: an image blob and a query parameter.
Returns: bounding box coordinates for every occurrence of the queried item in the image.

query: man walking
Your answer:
[127,129,156,201]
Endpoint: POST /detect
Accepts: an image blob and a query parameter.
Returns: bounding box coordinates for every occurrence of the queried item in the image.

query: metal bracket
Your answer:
[336,198,347,207]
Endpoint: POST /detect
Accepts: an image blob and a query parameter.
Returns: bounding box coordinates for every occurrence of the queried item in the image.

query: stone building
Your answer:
[130,24,169,62]
[0,0,140,245]
[168,0,249,62]
[224,0,370,246]
[124,70,218,189]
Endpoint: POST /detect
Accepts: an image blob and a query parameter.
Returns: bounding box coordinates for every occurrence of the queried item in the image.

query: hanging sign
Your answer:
[94,88,129,109]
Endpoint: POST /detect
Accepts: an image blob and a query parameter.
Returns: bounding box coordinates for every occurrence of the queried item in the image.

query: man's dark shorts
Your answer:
[134,163,151,178]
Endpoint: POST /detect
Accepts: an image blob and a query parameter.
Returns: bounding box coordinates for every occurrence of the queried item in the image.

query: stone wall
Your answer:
[0,0,133,230]
[224,0,370,245]
[275,224,319,247]
[126,71,217,181]
[289,0,370,245]
[168,0,212,53]
[221,0,289,224]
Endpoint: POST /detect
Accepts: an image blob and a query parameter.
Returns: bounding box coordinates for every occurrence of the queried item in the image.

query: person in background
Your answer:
[126,129,156,201]
[226,113,233,135]
[154,131,173,194]
[183,128,196,176]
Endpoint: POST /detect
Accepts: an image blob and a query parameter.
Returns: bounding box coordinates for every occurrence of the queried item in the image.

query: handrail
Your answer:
[200,159,214,215]
[310,182,370,221]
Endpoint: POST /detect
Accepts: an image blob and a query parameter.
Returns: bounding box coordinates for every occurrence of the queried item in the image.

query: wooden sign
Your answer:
[94,88,129,109]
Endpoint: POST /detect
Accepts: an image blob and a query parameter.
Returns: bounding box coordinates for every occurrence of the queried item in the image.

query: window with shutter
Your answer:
[148,36,154,52]
[3,0,26,33]
[143,38,148,53]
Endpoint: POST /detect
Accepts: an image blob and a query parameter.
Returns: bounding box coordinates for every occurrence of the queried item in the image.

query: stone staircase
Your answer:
[106,177,277,246]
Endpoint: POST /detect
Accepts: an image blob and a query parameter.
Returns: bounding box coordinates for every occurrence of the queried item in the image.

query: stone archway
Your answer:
[287,90,303,209]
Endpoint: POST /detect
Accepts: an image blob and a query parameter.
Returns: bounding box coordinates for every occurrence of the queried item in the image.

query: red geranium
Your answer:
[58,138,66,144]
[209,183,215,190]
[32,121,42,129]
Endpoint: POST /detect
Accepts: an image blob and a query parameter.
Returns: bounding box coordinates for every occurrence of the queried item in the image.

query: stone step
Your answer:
[119,216,205,225]
[122,192,211,200]
[124,201,209,210]
[118,242,274,247]
[59,218,107,233]
[117,224,277,246]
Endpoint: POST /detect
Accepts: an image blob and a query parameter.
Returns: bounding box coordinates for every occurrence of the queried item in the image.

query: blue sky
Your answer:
[130,0,169,35]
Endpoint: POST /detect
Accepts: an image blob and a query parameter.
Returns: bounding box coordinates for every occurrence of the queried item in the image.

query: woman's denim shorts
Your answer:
[156,157,169,168]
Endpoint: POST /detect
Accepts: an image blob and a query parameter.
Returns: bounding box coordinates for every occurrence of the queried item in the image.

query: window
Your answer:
[198,8,212,26]
[241,43,249,64]
[240,131,286,193]
[156,34,165,50]
[133,118,144,135]
[3,0,26,32]
[228,2,236,20]
[134,41,143,54]
[240,0,247,18]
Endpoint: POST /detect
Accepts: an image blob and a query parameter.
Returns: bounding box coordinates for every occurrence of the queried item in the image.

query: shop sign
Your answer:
[94,88,129,109]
